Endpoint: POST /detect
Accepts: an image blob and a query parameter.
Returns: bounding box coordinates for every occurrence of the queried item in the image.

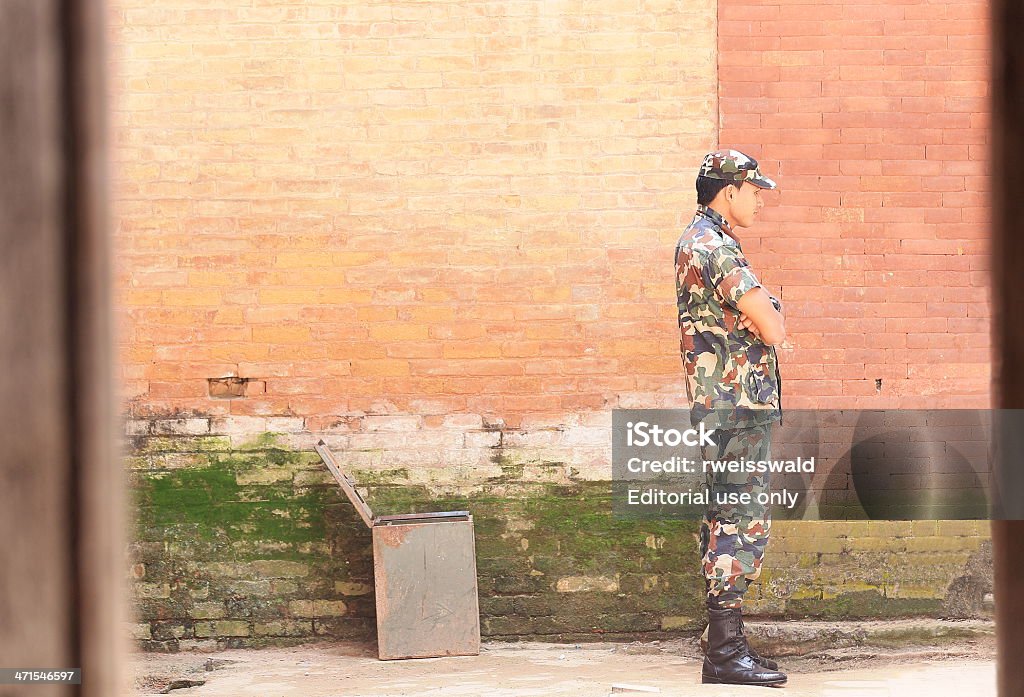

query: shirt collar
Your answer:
[696,204,741,248]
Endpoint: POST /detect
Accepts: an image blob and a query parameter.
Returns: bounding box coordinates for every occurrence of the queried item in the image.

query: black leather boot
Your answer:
[700,611,780,671]
[738,609,780,671]
[702,606,787,686]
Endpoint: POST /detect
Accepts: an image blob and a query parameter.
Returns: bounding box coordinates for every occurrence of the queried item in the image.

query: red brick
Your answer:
[779,36,839,51]
[721,66,782,83]
[967,144,988,160]
[945,96,988,114]
[834,19,892,39]
[839,127,885,144]
[927,49,988,67]
[762,113,824,130]
[777,174,856,192]
[901,65,953,81]
[961,208,990,224]
[926,113,973,129]
[778,65,841,81]
[883,50,928,66]
[884,81,927,97]
[882,129,942,145]
[859,176,922,192]
[941,130,987,147]
[731,36,786,52]
[950,65,989,82]
[926,144,971,161]
[718,20,761,37]
[839,65,903,81]
[719,5,782,21]
[923,208,963,224]
[922,176,967,193]
[785,5,844,20]
[864,144,926,160]
[760,20,825,37]
[722,82,766,98]
[825,49,886,66]
[899,96,945,113]
[881,159,942,176]
[765,81,823,98]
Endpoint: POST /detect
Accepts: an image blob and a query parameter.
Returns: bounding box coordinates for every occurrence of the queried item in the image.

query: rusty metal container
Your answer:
[315,440,481,660]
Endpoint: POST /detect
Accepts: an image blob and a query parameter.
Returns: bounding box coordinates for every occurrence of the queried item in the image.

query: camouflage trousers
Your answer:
[698,423,773,609]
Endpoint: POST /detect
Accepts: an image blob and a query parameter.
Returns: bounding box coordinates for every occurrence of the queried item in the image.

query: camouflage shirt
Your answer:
[674,204,781,427]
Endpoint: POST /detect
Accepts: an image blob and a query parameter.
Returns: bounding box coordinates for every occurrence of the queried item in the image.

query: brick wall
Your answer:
[110,0,994,647]
[111,0,991,428]
[719,0,991,409]
[109,0,718,425]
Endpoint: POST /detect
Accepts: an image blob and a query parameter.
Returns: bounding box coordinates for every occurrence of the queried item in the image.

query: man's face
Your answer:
[727,181,765,228]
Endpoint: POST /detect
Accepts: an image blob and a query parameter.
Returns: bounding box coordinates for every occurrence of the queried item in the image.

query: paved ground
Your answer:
[134,637,996,697]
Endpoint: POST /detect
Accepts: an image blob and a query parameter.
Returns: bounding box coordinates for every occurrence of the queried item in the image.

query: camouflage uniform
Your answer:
[674,150,782,609]
[698,423,774,609]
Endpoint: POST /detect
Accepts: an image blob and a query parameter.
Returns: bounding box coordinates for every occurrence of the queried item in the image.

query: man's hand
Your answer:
[739,312,762,339]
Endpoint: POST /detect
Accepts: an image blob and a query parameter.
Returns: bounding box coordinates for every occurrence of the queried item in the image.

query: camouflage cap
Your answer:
[698,149,777,190]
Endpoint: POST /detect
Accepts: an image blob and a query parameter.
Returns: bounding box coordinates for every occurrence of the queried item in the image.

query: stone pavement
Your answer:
[134,631,995,697]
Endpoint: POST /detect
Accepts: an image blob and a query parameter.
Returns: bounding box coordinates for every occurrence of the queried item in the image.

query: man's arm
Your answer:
[736,287,786,345]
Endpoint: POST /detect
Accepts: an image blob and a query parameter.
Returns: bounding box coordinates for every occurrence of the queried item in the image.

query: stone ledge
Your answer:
[744,618,995,658]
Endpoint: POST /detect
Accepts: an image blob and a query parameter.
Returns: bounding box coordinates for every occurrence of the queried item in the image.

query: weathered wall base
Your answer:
[128,416,992,651]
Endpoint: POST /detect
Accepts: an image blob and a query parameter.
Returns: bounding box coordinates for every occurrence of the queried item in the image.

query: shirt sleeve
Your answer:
[707,245,761,309]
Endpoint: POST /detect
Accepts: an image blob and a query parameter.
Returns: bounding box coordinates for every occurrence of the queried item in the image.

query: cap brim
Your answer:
[748,174,777,190]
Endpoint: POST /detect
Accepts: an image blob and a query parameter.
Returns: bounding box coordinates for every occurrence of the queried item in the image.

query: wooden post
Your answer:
[992,1,1024,695]
[0,1,123,695]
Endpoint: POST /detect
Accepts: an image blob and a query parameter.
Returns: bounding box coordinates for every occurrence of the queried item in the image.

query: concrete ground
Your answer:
[133,629,996,697]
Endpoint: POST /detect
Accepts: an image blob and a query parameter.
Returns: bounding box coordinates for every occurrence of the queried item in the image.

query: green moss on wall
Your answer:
[128,432,984,649]
[135,461,335,555]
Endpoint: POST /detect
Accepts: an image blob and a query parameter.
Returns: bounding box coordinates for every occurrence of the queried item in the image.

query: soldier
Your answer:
[673,149,787,686]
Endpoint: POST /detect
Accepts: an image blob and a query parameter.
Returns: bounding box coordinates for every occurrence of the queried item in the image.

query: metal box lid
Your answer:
[314,440,471,528]
[314,439,375,528]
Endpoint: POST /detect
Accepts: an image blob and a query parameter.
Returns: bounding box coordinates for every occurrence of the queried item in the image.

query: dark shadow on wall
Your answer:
[773,410,989,521]
[845,411,989,521]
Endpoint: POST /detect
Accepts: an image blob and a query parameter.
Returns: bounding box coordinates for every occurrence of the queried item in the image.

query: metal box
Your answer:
[315,440,481,660]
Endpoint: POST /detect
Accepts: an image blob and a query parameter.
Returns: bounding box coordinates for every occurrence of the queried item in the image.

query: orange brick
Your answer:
[258,288,320,305]
[161,289,222,307]
[252,326,311,344]
[367,325,430,342]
